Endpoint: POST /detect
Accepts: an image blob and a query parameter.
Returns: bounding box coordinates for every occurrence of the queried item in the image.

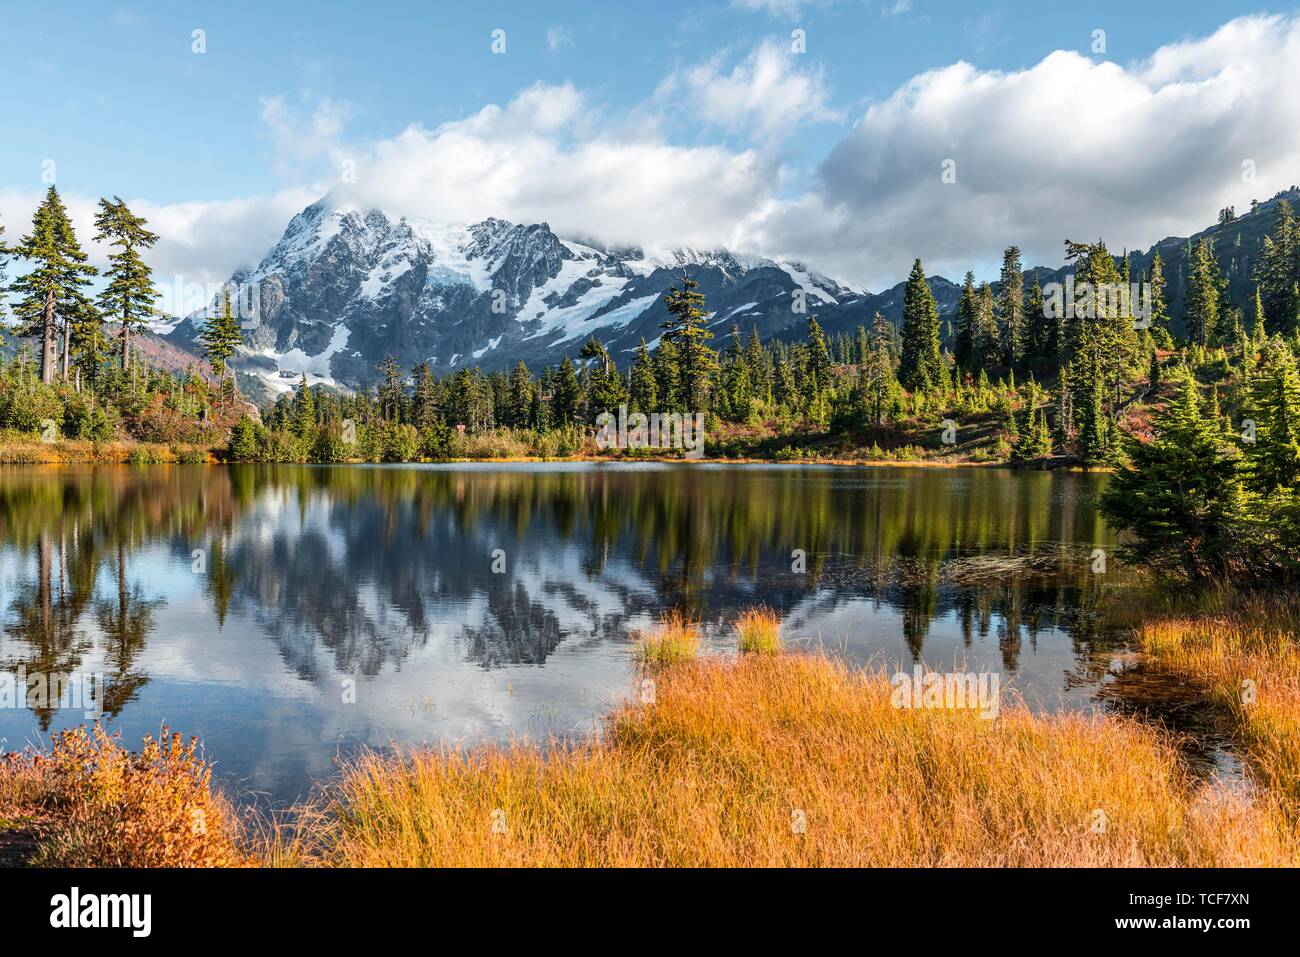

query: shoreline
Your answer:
[2,597,1293,867]
[0,442,1107,472]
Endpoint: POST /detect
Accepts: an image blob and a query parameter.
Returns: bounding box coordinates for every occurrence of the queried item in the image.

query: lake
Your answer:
[0,463,1215,805]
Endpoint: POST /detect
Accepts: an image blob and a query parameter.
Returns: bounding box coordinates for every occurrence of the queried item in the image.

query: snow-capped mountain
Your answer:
[166,198,866,392]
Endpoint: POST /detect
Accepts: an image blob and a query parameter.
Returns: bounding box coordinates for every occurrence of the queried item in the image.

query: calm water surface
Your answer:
[0,463,1211,804]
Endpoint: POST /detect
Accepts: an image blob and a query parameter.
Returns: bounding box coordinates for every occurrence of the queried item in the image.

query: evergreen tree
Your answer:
[746,327,769,406]
[507,361,533,428]
[579,337,626,413]
[293,374,316,436]
[998,245,1024,370]
[1255,199,1299,334]
[377,354,404,422]
[899,258,943,390]
[954,271,976,369]
[806,315,832,396]
[719,325,754,421]
[654,337,682,412]
[93,197,159,372]
[1101,373,1245,581]
[862,311,899,428]
[629,339,658,413]
[971,282,1000,374]
[414,362,440,430]
[0,212,8,340]
[1243,340,1300,494]
[199,290,242,386]
[1147,252,1173,348]
[552,356,582,425]
[660,274,718,411]
[1185,238,1221,346]
[8,186,97,383]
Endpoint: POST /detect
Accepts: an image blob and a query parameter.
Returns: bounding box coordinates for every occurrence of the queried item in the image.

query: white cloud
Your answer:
[0,185,318,288]
[754,13,1300,286]
[6,15,1299,296]
[331,82,775,252]
[658,38,842,140]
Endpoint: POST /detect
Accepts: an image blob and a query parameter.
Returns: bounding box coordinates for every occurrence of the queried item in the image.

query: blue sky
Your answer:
[1,1,1296,288]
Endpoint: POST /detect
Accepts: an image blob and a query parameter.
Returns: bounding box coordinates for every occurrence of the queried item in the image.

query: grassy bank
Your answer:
[1138,593,1300,814]
[4,606,1296,868]
[0,435,215,464]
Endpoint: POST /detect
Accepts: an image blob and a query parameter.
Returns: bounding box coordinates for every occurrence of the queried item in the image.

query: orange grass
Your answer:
[1138,593,1300,813]
[735,607,782,655]
[633,611,701,667]
[308,654,1299,867]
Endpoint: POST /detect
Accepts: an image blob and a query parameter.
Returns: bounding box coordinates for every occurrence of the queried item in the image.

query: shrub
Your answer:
[63,395,118,442]
[228,416,263,462]
[1,726,244,867]
[384,423,420,462]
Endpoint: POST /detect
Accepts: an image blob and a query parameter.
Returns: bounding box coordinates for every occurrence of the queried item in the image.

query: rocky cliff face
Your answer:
[165,197,867,392]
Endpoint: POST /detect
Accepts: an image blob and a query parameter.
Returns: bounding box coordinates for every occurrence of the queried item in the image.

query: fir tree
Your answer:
[1243,340,1300,494]
[660,274,718,411]
[954,271,976,369]
[1147,252,1173,348]
[862,311,898,428]
[199,290,242,388]
[629,339,658,413]
[93,196,159,372]
[507,361,533,428]
[1101,372,1245,581]
[414,362,440,430]
[579,337,626,413]
[1185,238,1221,346]
[899,258,943,390]
[8,186,97,383]
[293,374,316,436]
[552,356,582,425]
[998,245,1024,370]
[377,354,404,422]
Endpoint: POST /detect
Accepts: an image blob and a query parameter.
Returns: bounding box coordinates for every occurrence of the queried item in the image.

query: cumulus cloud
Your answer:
[6,15,1299,295]
[754,13,1300,286]
[0,185,318,288]
[328,82,776,251]
[658,38,841,139]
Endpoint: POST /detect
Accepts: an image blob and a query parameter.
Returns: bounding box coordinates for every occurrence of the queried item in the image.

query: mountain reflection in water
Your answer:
[0,463,1153,803]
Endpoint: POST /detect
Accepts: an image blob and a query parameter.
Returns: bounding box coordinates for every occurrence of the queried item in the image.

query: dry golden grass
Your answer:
[633,611,701,667]
[304,654,1299,867]
[735,607,782,655]
[0,726,245,867]
[1138,593,1300,814]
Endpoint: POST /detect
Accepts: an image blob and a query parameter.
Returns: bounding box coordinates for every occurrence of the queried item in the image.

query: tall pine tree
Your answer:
[9,186,97,383]
[93,196,159,372]
[898,258,942,390]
